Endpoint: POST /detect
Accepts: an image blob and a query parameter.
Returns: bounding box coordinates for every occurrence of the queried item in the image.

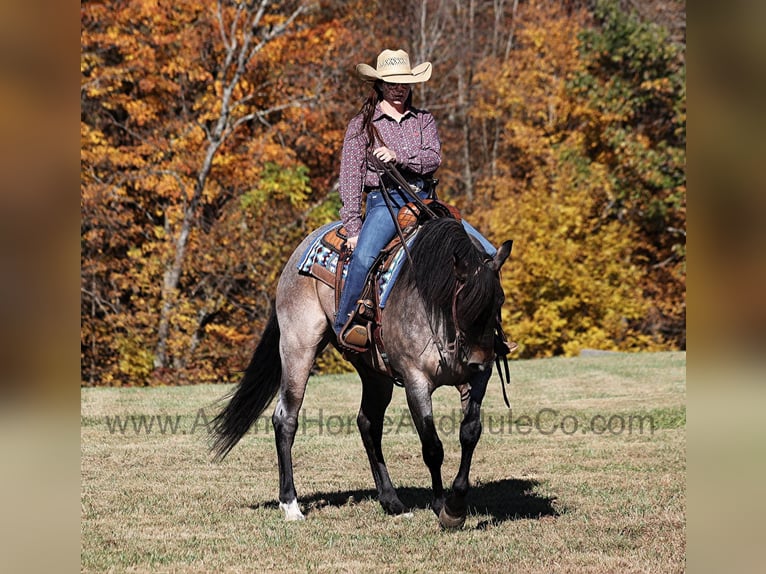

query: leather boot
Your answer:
[342,324,368,348]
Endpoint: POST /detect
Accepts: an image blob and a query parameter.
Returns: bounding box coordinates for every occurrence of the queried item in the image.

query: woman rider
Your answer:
[335,49,496,348]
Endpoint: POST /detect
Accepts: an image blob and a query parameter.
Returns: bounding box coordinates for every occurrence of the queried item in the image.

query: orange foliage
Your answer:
[81,1,351,385]
[82,0,685,384]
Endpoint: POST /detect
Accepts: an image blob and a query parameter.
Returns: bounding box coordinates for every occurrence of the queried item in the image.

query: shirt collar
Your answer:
[373,102,415,122]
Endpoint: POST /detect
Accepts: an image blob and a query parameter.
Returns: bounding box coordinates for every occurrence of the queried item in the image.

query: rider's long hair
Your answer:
[357,81,413,154]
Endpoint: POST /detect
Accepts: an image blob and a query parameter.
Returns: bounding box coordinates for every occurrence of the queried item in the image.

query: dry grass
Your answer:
[81,352,685,573]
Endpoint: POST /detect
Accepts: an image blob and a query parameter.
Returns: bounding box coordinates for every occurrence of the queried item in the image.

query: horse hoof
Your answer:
[431,497,445,517]
[279,499,305,521]
[381,497,407,516]
[438,506,466,529]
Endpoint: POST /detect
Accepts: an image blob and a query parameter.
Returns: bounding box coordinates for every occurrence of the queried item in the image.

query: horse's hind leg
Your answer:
[356,366,407,515]
[272,377,308,521]
[272,302,328,521]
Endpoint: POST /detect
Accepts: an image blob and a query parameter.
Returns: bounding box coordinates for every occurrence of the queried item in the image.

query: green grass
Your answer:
[81,351,685,573]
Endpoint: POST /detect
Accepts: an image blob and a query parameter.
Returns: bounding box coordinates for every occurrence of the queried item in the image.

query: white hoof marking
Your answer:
[279,499,305,521]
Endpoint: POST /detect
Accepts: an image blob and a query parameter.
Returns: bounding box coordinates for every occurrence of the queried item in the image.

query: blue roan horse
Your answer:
[212,217,512,528]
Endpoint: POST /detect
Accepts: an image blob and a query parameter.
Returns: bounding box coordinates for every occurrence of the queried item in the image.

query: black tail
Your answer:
[210,307,282,461]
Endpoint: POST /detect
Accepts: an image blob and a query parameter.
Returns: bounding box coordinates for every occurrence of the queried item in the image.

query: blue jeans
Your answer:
[335,188,426,334]
[462,219,497,257]
[333,189,497,335]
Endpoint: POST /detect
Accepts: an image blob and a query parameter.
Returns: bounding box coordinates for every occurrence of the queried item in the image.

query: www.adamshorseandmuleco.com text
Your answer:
[100,407,658,437]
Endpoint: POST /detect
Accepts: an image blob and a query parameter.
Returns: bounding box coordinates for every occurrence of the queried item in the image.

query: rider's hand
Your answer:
[373,146,397,163]
[347,235,359,250]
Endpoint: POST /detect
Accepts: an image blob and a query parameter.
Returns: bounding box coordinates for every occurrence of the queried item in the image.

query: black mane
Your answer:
[401,218,498,336]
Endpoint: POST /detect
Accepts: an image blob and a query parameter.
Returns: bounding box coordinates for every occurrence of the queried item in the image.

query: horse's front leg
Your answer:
[356,365,407,515]
[404,382,446,516]
[440,370,491,529]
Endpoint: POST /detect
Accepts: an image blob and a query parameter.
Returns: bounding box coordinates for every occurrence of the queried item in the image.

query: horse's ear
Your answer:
[490,240,513,272]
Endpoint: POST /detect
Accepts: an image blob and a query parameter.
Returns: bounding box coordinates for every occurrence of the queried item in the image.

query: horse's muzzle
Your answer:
[465,346,495,371]
[467,362,493,373]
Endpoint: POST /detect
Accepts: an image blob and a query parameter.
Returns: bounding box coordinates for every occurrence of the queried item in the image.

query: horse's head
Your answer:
[406,217,513,372]
[453,239,513,371]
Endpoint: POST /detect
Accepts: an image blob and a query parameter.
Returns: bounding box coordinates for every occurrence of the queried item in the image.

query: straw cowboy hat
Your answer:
[356,49,432,84]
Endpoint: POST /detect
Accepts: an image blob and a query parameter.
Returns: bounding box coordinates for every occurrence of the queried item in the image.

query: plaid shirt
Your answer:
[338,103,442,236]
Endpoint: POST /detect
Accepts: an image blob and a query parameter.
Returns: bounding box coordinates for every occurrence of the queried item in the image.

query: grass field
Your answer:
[81,351,686,573]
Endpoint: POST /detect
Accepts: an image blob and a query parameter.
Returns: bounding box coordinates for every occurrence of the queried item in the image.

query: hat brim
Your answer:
[355,61,432,84]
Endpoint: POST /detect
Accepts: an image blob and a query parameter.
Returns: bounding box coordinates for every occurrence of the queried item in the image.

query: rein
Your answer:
[495,322,512,409]
[371,156,438,218]
[497,352,512,408]
[370,155,438,268]
[371,157,454,371]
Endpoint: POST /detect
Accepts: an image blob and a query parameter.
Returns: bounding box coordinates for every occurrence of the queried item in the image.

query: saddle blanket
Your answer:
[296,221,415,308]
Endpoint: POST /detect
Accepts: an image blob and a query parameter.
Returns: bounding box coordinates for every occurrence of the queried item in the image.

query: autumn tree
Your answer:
[81,0,685,384]
[474,0,684,356]
[81,0,352,384]
[574,0,686,345]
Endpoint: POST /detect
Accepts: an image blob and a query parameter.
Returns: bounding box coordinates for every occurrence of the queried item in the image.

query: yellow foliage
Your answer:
[491,151,657,357]
[472,2,679,357]
[115,334,155,382]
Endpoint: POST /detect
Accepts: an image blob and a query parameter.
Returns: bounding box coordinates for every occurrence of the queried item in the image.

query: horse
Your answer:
[211,216,512,528]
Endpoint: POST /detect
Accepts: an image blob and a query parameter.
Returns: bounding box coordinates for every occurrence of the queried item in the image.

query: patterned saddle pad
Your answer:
[296,221,416,308]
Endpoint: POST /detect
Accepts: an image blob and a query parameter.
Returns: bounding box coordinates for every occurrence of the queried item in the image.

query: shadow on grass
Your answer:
[248,478,559,527]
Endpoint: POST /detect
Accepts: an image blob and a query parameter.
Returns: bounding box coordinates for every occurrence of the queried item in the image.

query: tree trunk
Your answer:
[152,0,305,371]
[456,0,475,203]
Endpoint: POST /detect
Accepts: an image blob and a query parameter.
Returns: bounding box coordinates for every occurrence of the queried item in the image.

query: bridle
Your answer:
[452,261,513,408]
[449,267,481,366]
